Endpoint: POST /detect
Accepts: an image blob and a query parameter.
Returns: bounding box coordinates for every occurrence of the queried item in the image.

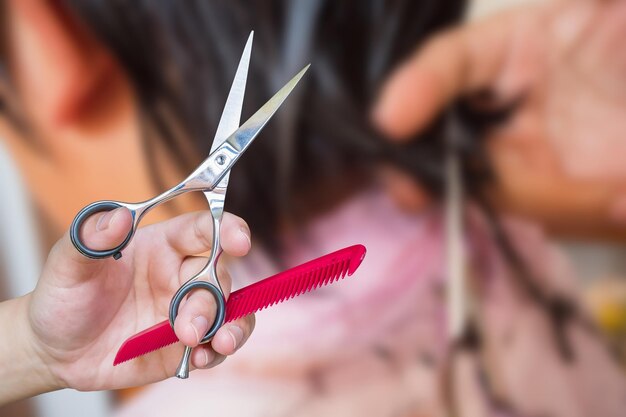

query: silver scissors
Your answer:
[69,32,309,378]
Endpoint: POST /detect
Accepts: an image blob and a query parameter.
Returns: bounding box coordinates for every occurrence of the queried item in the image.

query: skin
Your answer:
[0,0,207,235]
[0,208,255,404]
[1,0,626,405]
[0,0,255,404]
[374,0,626,240]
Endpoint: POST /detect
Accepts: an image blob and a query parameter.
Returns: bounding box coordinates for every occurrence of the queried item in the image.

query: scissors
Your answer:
[69,32,309,378]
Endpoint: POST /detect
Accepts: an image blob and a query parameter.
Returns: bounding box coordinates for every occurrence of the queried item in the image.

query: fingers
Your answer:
[186,316,255,370]
[186,314,253,370]
[174,259,232,347]
[173,301,256,353]
[190,346,226,370]
[161,211,251,257]
[174,258,254,355]
[47,207,133,282]
[173,286,220,347]
[373,11,514,140]
[187,316,254,369]
[219,214,252,256]
[77,207,133,252]
[211,315,255,356]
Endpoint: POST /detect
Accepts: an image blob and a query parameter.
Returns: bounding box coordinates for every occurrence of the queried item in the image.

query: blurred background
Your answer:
[1,0,625,416]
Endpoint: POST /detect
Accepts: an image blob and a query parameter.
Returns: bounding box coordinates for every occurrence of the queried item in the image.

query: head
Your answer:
[0,3,608,409]
[0,0,466,247]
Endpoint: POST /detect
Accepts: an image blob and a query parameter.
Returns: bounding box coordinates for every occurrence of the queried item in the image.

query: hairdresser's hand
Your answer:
[374,0,626,237]
[0,209,254,404]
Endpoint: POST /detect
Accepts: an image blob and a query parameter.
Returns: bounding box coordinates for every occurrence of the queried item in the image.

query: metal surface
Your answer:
[69,56,309,260]
[69,32,310,379]
[172,31,253,379]
[205,31,253,220]
[174,344,193,379]
[170,281,226,378]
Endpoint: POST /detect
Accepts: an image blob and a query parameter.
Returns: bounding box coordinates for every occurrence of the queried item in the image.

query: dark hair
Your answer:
[58,0,617,402]
[0,0,614,411]
[57,0,467,249]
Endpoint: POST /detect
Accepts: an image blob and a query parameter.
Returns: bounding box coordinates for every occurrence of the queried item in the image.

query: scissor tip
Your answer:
[245,31,254,47]
[296,64,311,78]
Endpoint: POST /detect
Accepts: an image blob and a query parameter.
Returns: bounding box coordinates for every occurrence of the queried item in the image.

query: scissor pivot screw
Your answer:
[216,154,227,165]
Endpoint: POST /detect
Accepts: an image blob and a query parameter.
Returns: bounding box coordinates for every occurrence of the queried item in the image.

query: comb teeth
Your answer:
[223,244,365,323]
[226,246,358,322]
[113,245,366,365]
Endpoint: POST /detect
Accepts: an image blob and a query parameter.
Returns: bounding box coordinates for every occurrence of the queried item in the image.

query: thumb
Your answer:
[75,207,133,254]
[372,11,513,140]
[47,207,133,281]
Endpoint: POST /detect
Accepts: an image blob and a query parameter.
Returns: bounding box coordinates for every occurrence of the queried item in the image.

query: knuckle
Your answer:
[224,213,249,235]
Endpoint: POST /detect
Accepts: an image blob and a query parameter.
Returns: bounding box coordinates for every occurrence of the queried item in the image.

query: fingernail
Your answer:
[190,316,209,344]
[240,226,251,249]
[96,208,122,231]
[201,348,216,368]
[228,326,244,351]
[201,349,210,368]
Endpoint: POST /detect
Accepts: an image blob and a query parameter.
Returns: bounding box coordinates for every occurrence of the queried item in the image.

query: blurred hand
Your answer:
[374,0,626,238]
[2,208,254,403]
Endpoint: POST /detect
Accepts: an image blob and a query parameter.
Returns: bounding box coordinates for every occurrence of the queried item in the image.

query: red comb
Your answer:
[113,244,366,365]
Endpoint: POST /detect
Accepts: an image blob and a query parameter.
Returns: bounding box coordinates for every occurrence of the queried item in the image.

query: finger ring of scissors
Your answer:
[69,32,309,378]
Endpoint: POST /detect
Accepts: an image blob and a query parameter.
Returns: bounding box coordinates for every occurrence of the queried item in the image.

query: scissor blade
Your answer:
[221,64,310,157]
[211,32,253,152]
[204,32,253,218]
[187,65,309,191]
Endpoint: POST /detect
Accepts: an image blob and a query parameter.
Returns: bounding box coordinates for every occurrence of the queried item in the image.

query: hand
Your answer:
[373,0,626,238]
[1,208,255,403]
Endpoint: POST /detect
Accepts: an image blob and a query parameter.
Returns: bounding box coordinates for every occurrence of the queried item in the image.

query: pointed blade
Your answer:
[211,31,253,152]
[188,64,310,193]
[218,64,310,160]
[113,244,366,366]
[204,32,253,216]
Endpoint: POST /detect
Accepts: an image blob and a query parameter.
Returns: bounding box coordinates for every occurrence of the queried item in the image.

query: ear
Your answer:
[6,0,122,130]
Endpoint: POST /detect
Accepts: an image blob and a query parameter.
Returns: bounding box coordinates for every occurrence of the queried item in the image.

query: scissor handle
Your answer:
[169,281,226,344]
[70,201,136,260]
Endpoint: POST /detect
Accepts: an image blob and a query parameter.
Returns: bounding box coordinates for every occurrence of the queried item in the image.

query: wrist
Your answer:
[0,294,63,405]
